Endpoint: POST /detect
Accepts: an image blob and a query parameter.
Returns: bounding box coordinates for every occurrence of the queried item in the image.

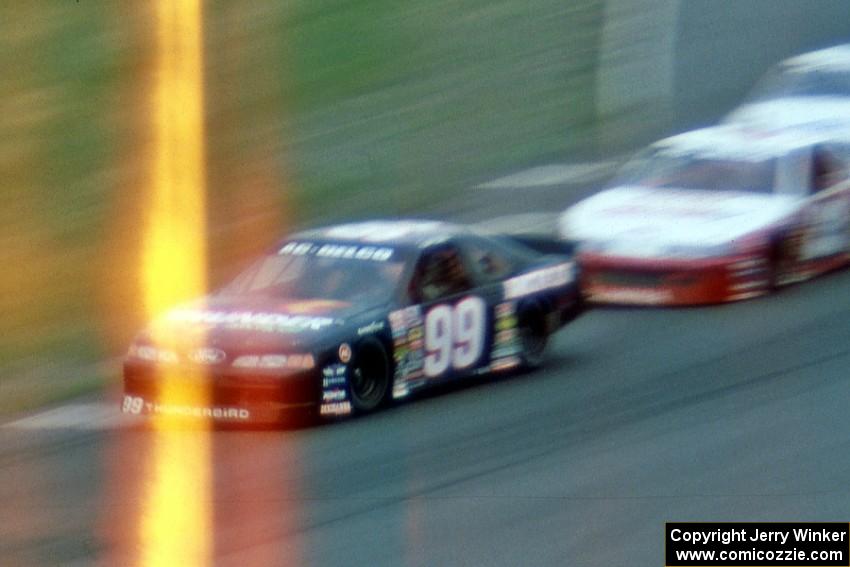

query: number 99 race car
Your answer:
[123,220,581,424]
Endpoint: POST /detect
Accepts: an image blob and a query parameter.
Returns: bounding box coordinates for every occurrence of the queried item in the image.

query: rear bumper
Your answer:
[580,253,772,306]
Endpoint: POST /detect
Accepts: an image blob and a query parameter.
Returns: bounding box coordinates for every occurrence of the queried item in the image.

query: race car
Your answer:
[725,44,850,133]
[123,220,581,423]
[558,125,850,305]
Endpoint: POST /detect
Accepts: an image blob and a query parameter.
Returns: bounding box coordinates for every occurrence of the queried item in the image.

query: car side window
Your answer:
[811,146,847,193]
[460,237,515,283]
[410,246,474,303]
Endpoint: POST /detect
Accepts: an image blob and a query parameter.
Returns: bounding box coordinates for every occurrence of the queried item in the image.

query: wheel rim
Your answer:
[521,328,545,360]
[519,319,547,367]
[350,346,388,411]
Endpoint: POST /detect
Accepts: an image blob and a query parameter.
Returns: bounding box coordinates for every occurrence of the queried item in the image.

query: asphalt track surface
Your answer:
[3,166,850,566]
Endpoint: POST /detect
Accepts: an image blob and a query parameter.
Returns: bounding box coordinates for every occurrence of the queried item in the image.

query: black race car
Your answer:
[122,220,581,423]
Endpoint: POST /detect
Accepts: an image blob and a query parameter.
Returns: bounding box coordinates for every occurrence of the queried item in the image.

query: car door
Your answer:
[799,144,850,261]
[406,242,495,383]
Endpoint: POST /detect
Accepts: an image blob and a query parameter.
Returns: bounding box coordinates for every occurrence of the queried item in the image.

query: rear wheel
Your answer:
[768,230,801,290]
[518,308,548,369]
[349,339,390,414]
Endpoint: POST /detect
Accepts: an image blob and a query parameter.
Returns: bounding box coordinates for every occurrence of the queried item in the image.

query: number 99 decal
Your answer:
[423,296,486,377]
[122,395,145,415]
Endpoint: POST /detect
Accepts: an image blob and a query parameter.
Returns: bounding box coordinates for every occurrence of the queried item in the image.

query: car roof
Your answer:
[292,219,471,249]
[726,97,850,138]
[782,44,850,72]
[651,124,835,162]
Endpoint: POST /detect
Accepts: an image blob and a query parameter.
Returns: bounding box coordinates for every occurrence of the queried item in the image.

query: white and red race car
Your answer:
[558,125,850,305]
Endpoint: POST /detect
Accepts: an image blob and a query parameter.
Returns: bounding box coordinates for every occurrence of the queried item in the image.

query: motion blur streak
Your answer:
[0,11,54,566]
[138,1,210,567]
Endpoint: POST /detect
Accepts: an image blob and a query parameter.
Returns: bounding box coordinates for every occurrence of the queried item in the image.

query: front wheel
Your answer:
[349,339,390,414]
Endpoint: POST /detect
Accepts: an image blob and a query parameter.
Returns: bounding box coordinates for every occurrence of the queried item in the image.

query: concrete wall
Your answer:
[597,0,850,150]
[674,0,850,128]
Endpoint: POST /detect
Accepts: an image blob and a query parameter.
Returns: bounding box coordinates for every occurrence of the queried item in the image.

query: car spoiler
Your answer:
[505,234,575,257]
[473,213,574,257]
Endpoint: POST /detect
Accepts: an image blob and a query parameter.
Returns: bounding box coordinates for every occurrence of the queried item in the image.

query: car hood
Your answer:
[560,186,801,257]
[144,295,379,352]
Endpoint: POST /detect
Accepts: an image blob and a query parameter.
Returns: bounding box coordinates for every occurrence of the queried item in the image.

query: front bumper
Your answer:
[122,360,322,424]
[580,252,772,306]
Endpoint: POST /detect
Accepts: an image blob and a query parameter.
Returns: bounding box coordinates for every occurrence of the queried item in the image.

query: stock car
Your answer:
[557,125,850,305]
[123,220,581,423]
[725,44,850,132]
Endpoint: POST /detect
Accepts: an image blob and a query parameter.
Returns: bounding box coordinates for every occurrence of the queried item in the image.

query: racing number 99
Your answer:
[424,296,486,377]
[122,395,144,415]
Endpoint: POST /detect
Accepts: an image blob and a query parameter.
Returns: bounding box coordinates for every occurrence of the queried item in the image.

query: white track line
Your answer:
[475,162,618,189]
[475,212,561,235]
[3,402,139,431]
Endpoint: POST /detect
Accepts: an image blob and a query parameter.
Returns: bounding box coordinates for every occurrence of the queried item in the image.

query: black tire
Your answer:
[518,307,548,369]
[349,339,390,414]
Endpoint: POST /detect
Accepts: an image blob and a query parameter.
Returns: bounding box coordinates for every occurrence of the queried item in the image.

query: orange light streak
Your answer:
[138,1,210,566]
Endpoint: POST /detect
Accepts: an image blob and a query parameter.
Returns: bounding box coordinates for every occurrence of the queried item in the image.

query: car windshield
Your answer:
[614,151,778,194]
[745,65,850,101]
[219,246,406,303]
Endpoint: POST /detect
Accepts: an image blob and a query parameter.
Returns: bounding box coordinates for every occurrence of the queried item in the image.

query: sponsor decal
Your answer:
[388,310,405,330]
[390,305,424,329]
[490,356,520,372]
[504,263,574,300]
[232,353,315,369]
[590,287,672,304]
[278,241,314,255]
[322,388,347,402]
[357,321,385,335]
[389,306,425,387]
[321,364,350,413]
[496,329,517,343]
[188,347,226,365]
[495,302,514,317]
[319,401,352,416]
[393,343,408,355]
[490,301,521,365]
[316,243,393,261]
[322,364,347,386]
[279,241,394,261]
[495,315,517,331]
[322,376,347,387]
[338,343,352,363]
[122,396,250,420]
[165,308,334,333]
